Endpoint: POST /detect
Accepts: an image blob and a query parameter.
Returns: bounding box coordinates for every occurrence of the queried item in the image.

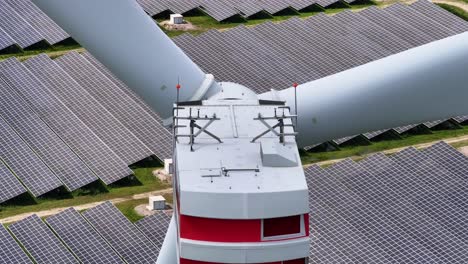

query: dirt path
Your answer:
[433,0,468,11]
[0,188,173,224]
[311,134,468,167]
[375,0,468,12]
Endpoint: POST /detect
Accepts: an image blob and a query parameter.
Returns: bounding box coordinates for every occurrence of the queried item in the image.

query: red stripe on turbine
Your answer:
[180,215,261,242]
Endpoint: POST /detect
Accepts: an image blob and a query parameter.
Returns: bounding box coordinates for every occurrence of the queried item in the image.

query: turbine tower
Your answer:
[32,0,468,263]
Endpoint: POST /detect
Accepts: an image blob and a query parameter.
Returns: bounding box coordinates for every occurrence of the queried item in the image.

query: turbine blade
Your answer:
[268,32,468,147]
[32,0,219,120]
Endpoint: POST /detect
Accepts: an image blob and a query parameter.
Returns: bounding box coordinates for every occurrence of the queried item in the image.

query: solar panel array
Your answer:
[1,142,467,262]
[8,215,78,263]
[0,59,98,192]
[46,208,125,264]
[135,212,172,249]
[0,225,32,264]
[0,161,26,204]
[0,0,69,51]
[0,114,62,197]
[0,52,171,203]
[56,52,171,162]
[82,202,159,264]
[304,141,468,263]
[0,0,365,52]
[137,0,350,21]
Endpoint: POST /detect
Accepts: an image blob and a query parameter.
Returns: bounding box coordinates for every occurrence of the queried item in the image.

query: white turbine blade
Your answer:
[266,32,468,147]
[32,0,220,120]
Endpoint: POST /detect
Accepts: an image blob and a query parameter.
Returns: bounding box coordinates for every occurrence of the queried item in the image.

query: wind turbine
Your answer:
[32,0,468,263]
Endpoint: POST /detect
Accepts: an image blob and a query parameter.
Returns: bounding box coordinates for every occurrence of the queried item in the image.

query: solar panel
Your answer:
[309,197,390,263]
[5,0,69,45]
[0,26,17,52]
[390,148,468,240]
[393,124,420,134]
[257,0,291,14]
[333,135,359,145]
[198,0,239,21]
[363,129,391,140]
[196,30,277,93]
[135,212,172,250]
[423,119,448,128]
[166,0,202,14]
[310,13,392,60]
[8,215,78,263]
[304,165,439,263]
[46,208,125,264]
[82,48,166,124]
[358,6,434,47]
[57,52,171,161]
[0,0,43,49]
[136,0,169,16]
[410,0,468,34]
[252,20,328,79]
[385,3,455,40]
[275,18,350,76]
[27,54,151,166]
[22,55,133,185]
[0,115,61,197]
[0,161,26,203]
[82,202,159,264]
[0,59,97,191]
[0,224,32,264]
[333,10,413,54]
[423,141,468,180]
[342,155,468,262]
[305,14,384,65]
[453,115,468,124]
[222,26,304,89]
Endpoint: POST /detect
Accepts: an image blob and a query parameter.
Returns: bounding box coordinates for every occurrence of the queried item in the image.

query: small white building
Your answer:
[147,195,166,210]
[169,14,184,25]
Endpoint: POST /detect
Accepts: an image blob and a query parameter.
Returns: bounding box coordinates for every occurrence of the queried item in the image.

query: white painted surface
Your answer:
[180,237,310,263]
[175,99,309,219]
[148,195,166,210]
[170,14,184,24]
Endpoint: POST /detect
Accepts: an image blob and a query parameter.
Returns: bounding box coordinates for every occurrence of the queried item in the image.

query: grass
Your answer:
[437,3,468,21]
[115,198,147,223]
[0,44,82,61]
[161,3,373,38]
[0,159,170,220]
[116,192,174,222]
[301,126,468,164]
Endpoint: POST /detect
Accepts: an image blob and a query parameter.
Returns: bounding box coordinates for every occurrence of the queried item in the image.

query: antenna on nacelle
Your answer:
[293,82,299,132]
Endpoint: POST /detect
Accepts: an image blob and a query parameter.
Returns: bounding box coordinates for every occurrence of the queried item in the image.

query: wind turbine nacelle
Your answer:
[173,83,310,264]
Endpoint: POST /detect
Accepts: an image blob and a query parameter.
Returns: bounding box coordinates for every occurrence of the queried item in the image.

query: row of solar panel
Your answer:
[0,201,171,264]
[137,0,355,21]
[0,0,360,53]
[0,0,70,51]
[171,1,468,149]
[306,141,468,263]
[0,52,172,203]
[306,117,468,151]
[2,141,466,263]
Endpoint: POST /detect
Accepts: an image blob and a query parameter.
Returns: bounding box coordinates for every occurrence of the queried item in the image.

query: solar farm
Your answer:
[1,0,468,263]
[1,142,468,263]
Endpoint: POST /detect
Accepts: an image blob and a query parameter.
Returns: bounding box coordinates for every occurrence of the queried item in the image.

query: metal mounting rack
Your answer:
[173,107,222,151]
[251,107,298,144]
